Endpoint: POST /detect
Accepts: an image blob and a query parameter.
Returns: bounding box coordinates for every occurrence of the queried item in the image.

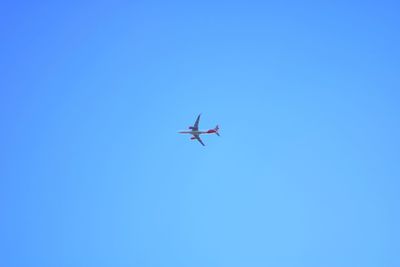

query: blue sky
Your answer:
[1,1,400,266]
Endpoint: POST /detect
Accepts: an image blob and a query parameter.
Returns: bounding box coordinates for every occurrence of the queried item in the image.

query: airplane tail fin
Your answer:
[215,125,220,136]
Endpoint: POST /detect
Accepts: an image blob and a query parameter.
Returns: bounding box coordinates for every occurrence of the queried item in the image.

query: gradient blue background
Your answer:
[1,1,400,266]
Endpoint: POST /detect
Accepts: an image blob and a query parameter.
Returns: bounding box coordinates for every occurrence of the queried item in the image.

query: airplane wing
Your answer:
[194,135,205,146]
[192,114,201,131]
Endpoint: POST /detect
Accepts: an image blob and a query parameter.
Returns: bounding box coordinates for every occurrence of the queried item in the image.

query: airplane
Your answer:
[178,114,220,146]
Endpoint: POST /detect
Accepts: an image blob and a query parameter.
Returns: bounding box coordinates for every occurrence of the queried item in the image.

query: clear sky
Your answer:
[1,1,400,266]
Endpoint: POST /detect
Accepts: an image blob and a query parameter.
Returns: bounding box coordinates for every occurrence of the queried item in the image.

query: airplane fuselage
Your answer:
[178,129,217,135]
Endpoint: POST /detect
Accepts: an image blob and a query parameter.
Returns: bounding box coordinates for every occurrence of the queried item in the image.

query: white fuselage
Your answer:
[178,130,208,135]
